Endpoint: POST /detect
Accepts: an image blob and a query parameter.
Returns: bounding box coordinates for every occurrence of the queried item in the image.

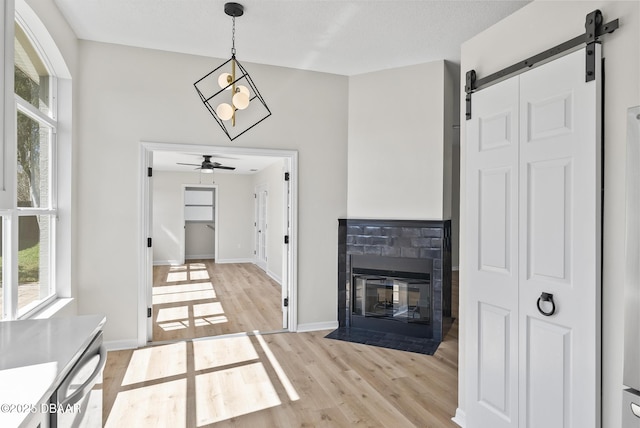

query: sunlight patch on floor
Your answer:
[254,331,300,402]
[156,301,228,332]
[105,378,186,428]
[121,342,186,385]
[152,288,216,305]
[128,261,303,425]
[106,332,303,426]
[193,302,223,318]
[166,271,188,282]
[152,282,215,296]
[159,316,229,332]
[192,335,259,370]
[192,315,228,327]
[157,320,191,331]
[187,262,206,270]
[188,269,210,281]
[195,362,281,425]
[156,306,189,323]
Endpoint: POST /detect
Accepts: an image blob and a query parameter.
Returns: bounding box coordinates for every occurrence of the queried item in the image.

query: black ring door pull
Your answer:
[537,292,556,316]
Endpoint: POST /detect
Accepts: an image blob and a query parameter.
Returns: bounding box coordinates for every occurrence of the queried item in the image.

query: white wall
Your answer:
[152,171,260,264]
[347,60,455,220]
[74,40,348,342]
[251,160,285,283]
[185,223,215,260]
[216,173,254,262]
[152,171,186,265]
[458,2,640,427]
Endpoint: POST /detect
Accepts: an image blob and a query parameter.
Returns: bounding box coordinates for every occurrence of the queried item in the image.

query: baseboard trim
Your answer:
[215,258,253,264]
[296,321,339,333]
[105,339,139,351]
[153,260,183,266]
[185,254,215,260]
[452,408,466,427]
[267,269,282,285]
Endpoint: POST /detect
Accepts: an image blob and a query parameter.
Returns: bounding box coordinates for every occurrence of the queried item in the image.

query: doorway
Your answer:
[139,142,298,345]
[184,185,217,262]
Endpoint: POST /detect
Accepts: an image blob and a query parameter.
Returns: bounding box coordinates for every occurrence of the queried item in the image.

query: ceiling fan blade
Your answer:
[176,162,200,166]
[214,166,236,170]
[207,154,238,160]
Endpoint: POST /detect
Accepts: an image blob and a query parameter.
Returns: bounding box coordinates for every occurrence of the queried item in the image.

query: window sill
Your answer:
[31,298,75,319]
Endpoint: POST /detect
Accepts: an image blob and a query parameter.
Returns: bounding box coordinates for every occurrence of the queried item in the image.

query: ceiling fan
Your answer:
[176,155,236,173]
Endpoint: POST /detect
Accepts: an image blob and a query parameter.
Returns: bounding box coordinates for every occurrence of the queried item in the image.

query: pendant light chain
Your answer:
[231,16,236,57]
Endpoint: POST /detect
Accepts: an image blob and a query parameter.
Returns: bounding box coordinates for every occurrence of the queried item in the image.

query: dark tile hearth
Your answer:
[324,327,441,355]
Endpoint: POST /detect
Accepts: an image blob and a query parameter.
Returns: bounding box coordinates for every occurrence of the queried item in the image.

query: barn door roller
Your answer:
[465,9,618,120]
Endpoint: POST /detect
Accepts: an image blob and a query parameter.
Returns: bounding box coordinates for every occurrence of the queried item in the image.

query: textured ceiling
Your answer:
[53,0,530,76]
[52,0,529,173]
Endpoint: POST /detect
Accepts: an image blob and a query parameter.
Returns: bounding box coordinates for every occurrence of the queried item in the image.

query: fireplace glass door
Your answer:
[353,275,431,325]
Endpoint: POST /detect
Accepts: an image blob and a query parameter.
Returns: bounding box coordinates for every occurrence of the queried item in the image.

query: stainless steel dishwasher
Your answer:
[49,331,107,428]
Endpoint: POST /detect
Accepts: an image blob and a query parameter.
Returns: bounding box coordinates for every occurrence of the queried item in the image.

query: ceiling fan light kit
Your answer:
[176,155,236,174]
[194,2,271,141]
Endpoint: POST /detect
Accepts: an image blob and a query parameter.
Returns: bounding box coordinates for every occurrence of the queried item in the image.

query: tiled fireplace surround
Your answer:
[338,219,452,342]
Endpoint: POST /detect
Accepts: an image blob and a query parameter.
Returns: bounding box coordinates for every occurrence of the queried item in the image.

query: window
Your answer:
[14,23,51,115]
[1,15,58,320]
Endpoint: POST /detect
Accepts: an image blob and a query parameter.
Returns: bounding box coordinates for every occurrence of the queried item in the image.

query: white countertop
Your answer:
[0,314,106,428]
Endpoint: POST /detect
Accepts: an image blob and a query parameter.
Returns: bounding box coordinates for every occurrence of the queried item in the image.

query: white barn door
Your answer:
[466,76,520,428]
[466,47,602,428]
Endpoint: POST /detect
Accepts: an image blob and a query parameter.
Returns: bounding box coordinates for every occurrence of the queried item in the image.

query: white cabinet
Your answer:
[0,315,105,428]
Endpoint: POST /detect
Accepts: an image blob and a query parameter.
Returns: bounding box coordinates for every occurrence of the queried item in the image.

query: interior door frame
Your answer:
[138,141,299,345]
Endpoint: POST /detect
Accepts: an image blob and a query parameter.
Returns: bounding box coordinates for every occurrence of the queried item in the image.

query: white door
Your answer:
[255,184,268,270]
[466,75,520,428]
[466,47,602,428]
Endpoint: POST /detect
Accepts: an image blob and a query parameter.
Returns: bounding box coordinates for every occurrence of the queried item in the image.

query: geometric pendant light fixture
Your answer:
[194,2,271,141]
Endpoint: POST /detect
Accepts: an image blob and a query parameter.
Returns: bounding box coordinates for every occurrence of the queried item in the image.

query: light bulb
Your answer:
[217,73,232,89]
[233,92,250,110]
[236,85,250,96]
[216,103,233,120]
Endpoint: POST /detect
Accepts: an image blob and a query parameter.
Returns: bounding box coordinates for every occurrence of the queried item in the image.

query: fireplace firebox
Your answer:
[351,254,433,338]
[338,219,451,344]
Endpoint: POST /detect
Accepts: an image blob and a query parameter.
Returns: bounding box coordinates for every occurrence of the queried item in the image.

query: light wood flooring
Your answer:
[102,264,459,427]
[152,261,284,342]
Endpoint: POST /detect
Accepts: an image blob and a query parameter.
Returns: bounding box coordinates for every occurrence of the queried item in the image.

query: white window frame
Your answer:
[1,1,62,320]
